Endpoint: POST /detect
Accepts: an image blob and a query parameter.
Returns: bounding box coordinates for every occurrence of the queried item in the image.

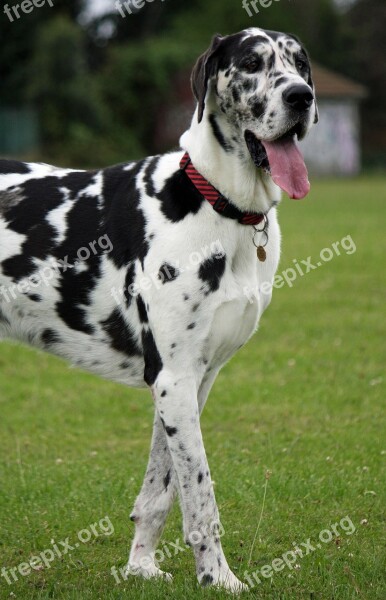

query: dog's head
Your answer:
[191,28,318,199]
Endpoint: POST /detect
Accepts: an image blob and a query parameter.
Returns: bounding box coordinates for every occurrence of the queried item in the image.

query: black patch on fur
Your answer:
[142,329,163,386]
[124,263,136,308]
[144,156,160,197]
[2,221,58,282]
[198,472,203,484]
[158,263,179,283]
[101,161,149,269]
[198,253,226,293]
[201,574,214,587]
[101,308,141,357]
[267,54,275,70]
[157,169,203,223]
[165,425,178,437]
[187,323,196,330]
[208,114,232,153]
[275,76,289,88]
[41,328,61,346]
[54,180,102,335]
[0,160,30,175]
[163,469,171,490]
[251,100,266,119]
[28,294,42,302]
[136,295,148,323]
[231,87,241,103]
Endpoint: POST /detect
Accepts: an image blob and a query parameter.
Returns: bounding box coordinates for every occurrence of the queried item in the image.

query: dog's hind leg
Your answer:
[127,410,176,580]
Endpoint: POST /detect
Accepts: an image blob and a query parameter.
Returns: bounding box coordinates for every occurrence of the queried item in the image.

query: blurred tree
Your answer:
[344,0,386,165]
[0,0,85,105]
[27,15,136,166]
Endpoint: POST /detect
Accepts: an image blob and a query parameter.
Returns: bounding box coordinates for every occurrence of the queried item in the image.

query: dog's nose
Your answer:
[282,85,314,111]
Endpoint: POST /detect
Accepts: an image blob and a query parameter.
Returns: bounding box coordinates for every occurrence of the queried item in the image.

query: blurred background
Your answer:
[0,0,385,173]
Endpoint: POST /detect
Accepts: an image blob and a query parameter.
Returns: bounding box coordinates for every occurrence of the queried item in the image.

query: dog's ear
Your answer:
[191,34,223,123]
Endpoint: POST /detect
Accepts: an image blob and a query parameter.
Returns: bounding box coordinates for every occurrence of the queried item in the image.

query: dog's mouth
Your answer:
[244,124,310,200]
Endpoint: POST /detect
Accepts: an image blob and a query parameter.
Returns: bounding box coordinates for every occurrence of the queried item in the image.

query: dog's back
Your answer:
[0,158,149,386]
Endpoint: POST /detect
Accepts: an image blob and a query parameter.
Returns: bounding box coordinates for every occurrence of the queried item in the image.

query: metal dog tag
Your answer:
[256,246,267,262]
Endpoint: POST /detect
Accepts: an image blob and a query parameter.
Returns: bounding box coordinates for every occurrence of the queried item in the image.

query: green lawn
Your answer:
[0,176,385,599]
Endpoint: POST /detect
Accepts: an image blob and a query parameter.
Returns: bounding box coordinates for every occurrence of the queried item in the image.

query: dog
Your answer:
[0,28,317,592]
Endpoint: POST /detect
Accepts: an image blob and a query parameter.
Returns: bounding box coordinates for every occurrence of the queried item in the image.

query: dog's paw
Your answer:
[199,570,249,594]
[126,562,173,582]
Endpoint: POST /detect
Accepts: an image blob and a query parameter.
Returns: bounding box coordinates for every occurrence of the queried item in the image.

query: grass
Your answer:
[0,176,385,599]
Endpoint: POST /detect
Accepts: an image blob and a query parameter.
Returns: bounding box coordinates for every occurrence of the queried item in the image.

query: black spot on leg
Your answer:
[187,322,196,330]
[165,425,177,437]
[198,253,226,294]
[200,545,207,552]
[198,472,203,484]
[163,469,171,490]
[201,574,214,587]
[161,390,167,397]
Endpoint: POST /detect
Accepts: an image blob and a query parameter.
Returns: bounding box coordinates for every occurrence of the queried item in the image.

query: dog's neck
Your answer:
[180,108,281,215]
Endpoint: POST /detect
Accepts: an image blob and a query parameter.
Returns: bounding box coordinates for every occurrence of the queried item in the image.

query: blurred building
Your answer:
[155,63,367,177]
[300,63,367,176]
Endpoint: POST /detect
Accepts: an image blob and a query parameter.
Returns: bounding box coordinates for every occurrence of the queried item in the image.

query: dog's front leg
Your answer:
[153,370,247,593]
[126,368,221,582]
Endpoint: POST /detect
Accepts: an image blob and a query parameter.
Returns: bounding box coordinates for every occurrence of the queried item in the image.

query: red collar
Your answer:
[180,152,265,226]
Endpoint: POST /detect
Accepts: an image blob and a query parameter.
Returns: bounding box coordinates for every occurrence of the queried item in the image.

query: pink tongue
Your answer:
[262,137,310,199]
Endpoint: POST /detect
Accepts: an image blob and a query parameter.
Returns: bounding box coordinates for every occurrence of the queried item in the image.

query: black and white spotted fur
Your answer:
[0,29,317,592]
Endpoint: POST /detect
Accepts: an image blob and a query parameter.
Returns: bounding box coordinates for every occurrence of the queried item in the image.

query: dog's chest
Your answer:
[207,296,259,366]
[203,248,270,367]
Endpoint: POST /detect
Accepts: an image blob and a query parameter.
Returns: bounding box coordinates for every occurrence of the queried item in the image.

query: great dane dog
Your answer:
[0,28,317,592]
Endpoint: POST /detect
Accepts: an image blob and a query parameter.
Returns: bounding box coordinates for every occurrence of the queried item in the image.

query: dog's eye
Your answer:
[240,56,263,74]
[296,58,308,73]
